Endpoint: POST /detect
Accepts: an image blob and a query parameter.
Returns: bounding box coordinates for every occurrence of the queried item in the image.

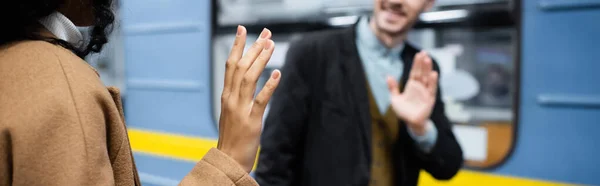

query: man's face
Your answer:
[372,0,434,35]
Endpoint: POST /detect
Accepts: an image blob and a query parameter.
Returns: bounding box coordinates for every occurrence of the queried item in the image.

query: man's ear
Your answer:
[424,0,435,11]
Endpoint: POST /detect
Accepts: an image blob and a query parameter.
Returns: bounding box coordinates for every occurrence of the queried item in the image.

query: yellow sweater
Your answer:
[367,83,401,186]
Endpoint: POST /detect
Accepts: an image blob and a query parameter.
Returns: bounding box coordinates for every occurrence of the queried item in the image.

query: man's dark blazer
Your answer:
[255,24,464,186]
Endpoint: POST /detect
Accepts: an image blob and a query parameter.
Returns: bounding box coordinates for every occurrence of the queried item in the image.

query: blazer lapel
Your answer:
[338,26,373,163]
[399,44,418,90]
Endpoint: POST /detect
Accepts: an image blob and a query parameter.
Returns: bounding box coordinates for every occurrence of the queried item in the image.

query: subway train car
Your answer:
[94,0,600,185]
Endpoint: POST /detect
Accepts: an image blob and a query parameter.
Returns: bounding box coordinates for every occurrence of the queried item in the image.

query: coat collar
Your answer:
[39,12,85,49]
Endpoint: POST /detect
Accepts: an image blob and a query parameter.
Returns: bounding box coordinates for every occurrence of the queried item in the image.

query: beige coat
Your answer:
[0,41,258,186]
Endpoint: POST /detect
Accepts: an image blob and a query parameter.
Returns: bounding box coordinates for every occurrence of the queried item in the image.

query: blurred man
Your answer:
[255,0,463,185]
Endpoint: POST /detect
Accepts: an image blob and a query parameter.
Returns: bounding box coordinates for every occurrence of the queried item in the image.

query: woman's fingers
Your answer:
[217,27,280,173]
[222,25,247,103]
[251,70,281,117]
[218,26,246,148]
[231,29,272,100]
[240,39,275,103]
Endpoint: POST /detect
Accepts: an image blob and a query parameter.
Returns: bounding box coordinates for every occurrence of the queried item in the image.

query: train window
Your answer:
[407,26,517,168]
[212,0,518,169]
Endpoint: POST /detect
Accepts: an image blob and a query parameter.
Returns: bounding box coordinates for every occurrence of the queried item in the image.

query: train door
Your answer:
[491,1,600,185]
[118,0,215,185]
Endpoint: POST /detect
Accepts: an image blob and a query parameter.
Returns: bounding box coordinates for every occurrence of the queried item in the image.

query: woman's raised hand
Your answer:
[217,26,280,172]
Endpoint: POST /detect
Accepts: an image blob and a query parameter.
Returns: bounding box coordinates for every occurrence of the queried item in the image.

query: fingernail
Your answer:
[260,28,269,38]
[272,70,281,79]
[264,40,274,50]
[236,25,242,35]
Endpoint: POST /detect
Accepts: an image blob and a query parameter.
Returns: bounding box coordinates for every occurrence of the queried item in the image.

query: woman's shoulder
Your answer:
[0,40,102,84]
[0,40,108,106]
[0,41,68,86]
[1,40,65,60]
[0,40,83,73]
[0,40,113,127]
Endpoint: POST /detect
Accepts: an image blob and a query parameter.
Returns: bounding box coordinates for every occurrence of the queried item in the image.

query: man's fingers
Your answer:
[231,28,272,99]
[422,54,433,86]
[422,54,433,75]
[410,51,424,81]
[222,25,247,102]
[241,40,275,103]
[386,76,401,95]
[428,71,439,96]
[252,70,281,117]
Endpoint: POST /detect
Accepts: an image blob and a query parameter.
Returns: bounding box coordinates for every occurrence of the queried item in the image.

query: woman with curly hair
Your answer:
[0,0,279,185]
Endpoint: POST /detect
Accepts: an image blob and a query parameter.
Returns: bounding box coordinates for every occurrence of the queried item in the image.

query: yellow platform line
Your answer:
[128,128,575,186]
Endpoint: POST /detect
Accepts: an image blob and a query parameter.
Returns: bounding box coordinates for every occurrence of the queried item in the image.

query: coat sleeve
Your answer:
[179,148,258,186]
[412,60,464,180]
[254,38,315,186]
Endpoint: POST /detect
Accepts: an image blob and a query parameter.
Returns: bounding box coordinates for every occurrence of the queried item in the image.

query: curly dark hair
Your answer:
[1,0,114,58]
